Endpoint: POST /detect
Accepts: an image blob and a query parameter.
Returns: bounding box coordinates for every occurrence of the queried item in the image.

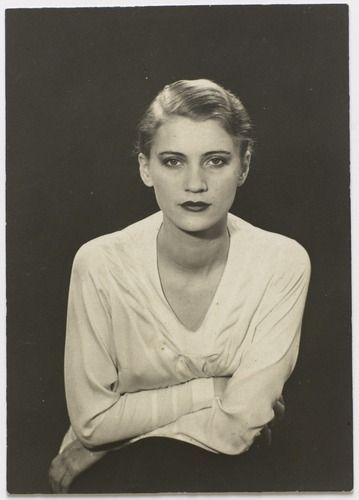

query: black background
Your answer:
[6,4,352,493]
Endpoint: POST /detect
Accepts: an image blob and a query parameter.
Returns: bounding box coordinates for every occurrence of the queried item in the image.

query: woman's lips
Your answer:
[180,201,211,212]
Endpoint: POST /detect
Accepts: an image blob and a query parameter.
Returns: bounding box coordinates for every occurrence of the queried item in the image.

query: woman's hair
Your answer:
[135,79,255,159]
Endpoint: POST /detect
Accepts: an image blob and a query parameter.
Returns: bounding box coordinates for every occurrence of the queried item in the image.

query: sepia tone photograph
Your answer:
[5,2,352,494]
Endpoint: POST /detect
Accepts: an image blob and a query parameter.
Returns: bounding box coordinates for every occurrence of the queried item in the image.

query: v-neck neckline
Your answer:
[151,213,234,335]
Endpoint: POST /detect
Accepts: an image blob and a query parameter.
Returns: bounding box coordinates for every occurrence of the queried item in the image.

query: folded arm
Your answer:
[64,245,216,449]
[140,245,311,455]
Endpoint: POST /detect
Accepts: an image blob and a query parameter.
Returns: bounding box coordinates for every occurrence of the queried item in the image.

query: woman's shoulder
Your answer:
[72,211,162,271]
[228,213,311,273]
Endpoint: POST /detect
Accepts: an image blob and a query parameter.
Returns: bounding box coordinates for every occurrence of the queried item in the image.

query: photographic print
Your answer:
[6,2,352,494]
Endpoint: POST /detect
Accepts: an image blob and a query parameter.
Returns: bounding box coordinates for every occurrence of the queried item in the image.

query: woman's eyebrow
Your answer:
[158,151,186,157]
[158,150,232,157]
[202,150,232,157]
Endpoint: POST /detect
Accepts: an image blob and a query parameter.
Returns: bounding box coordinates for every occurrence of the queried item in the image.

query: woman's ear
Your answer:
[138,153,154,187]
[237,150,251,187]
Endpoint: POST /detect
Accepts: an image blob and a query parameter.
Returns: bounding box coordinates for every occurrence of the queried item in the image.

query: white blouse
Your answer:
[60,211,310,455]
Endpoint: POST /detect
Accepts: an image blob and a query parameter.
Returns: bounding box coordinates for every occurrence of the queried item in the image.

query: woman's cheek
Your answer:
[219,181,238,204]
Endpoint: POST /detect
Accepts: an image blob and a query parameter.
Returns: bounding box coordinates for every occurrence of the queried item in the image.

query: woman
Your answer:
[49,79,311,493]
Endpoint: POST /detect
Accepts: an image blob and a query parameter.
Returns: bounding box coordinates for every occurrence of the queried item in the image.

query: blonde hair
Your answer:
[135,79,254,159]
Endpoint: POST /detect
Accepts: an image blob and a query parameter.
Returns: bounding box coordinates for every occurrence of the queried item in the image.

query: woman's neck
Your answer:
[157,216,230,275]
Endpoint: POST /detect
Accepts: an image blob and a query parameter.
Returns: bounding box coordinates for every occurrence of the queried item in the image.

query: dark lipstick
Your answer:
[180,201,211,212]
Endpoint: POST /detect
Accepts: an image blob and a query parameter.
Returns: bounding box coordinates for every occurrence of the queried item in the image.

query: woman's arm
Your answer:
[139,244,311,455]
[64,245,216,449]
[49,376,228,494]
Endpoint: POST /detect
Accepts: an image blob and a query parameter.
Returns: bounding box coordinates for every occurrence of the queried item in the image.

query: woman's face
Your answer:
[139,116,250,235]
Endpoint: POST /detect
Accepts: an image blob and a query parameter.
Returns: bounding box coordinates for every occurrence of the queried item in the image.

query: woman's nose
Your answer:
[184,166,208,193]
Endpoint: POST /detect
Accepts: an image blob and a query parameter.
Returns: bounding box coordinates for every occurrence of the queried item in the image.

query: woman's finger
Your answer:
[49,473,63,494]
[50,465,74,494]
[48,457,64,493]
[49,454,73,493]
[59,470,76,494]
[262,425,272,446]
[273,398,285,421]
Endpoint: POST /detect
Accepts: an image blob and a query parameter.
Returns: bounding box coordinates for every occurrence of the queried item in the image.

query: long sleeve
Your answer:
[64,244,215,448]
[141,244,311,455]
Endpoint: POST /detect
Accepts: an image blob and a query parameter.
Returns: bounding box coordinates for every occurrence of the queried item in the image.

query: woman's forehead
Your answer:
[152,116,238,154]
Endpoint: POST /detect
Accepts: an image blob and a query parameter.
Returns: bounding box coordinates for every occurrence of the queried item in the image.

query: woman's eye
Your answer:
[163,158,182,168]
[207,157,226,167]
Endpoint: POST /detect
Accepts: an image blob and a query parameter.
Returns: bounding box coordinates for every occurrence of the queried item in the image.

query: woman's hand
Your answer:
[48,438,108,493]
[272,395,285,422]
[257,396,286,446]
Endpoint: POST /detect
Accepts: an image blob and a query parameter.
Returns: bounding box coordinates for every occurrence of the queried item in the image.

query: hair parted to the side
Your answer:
[134,79,255,159]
